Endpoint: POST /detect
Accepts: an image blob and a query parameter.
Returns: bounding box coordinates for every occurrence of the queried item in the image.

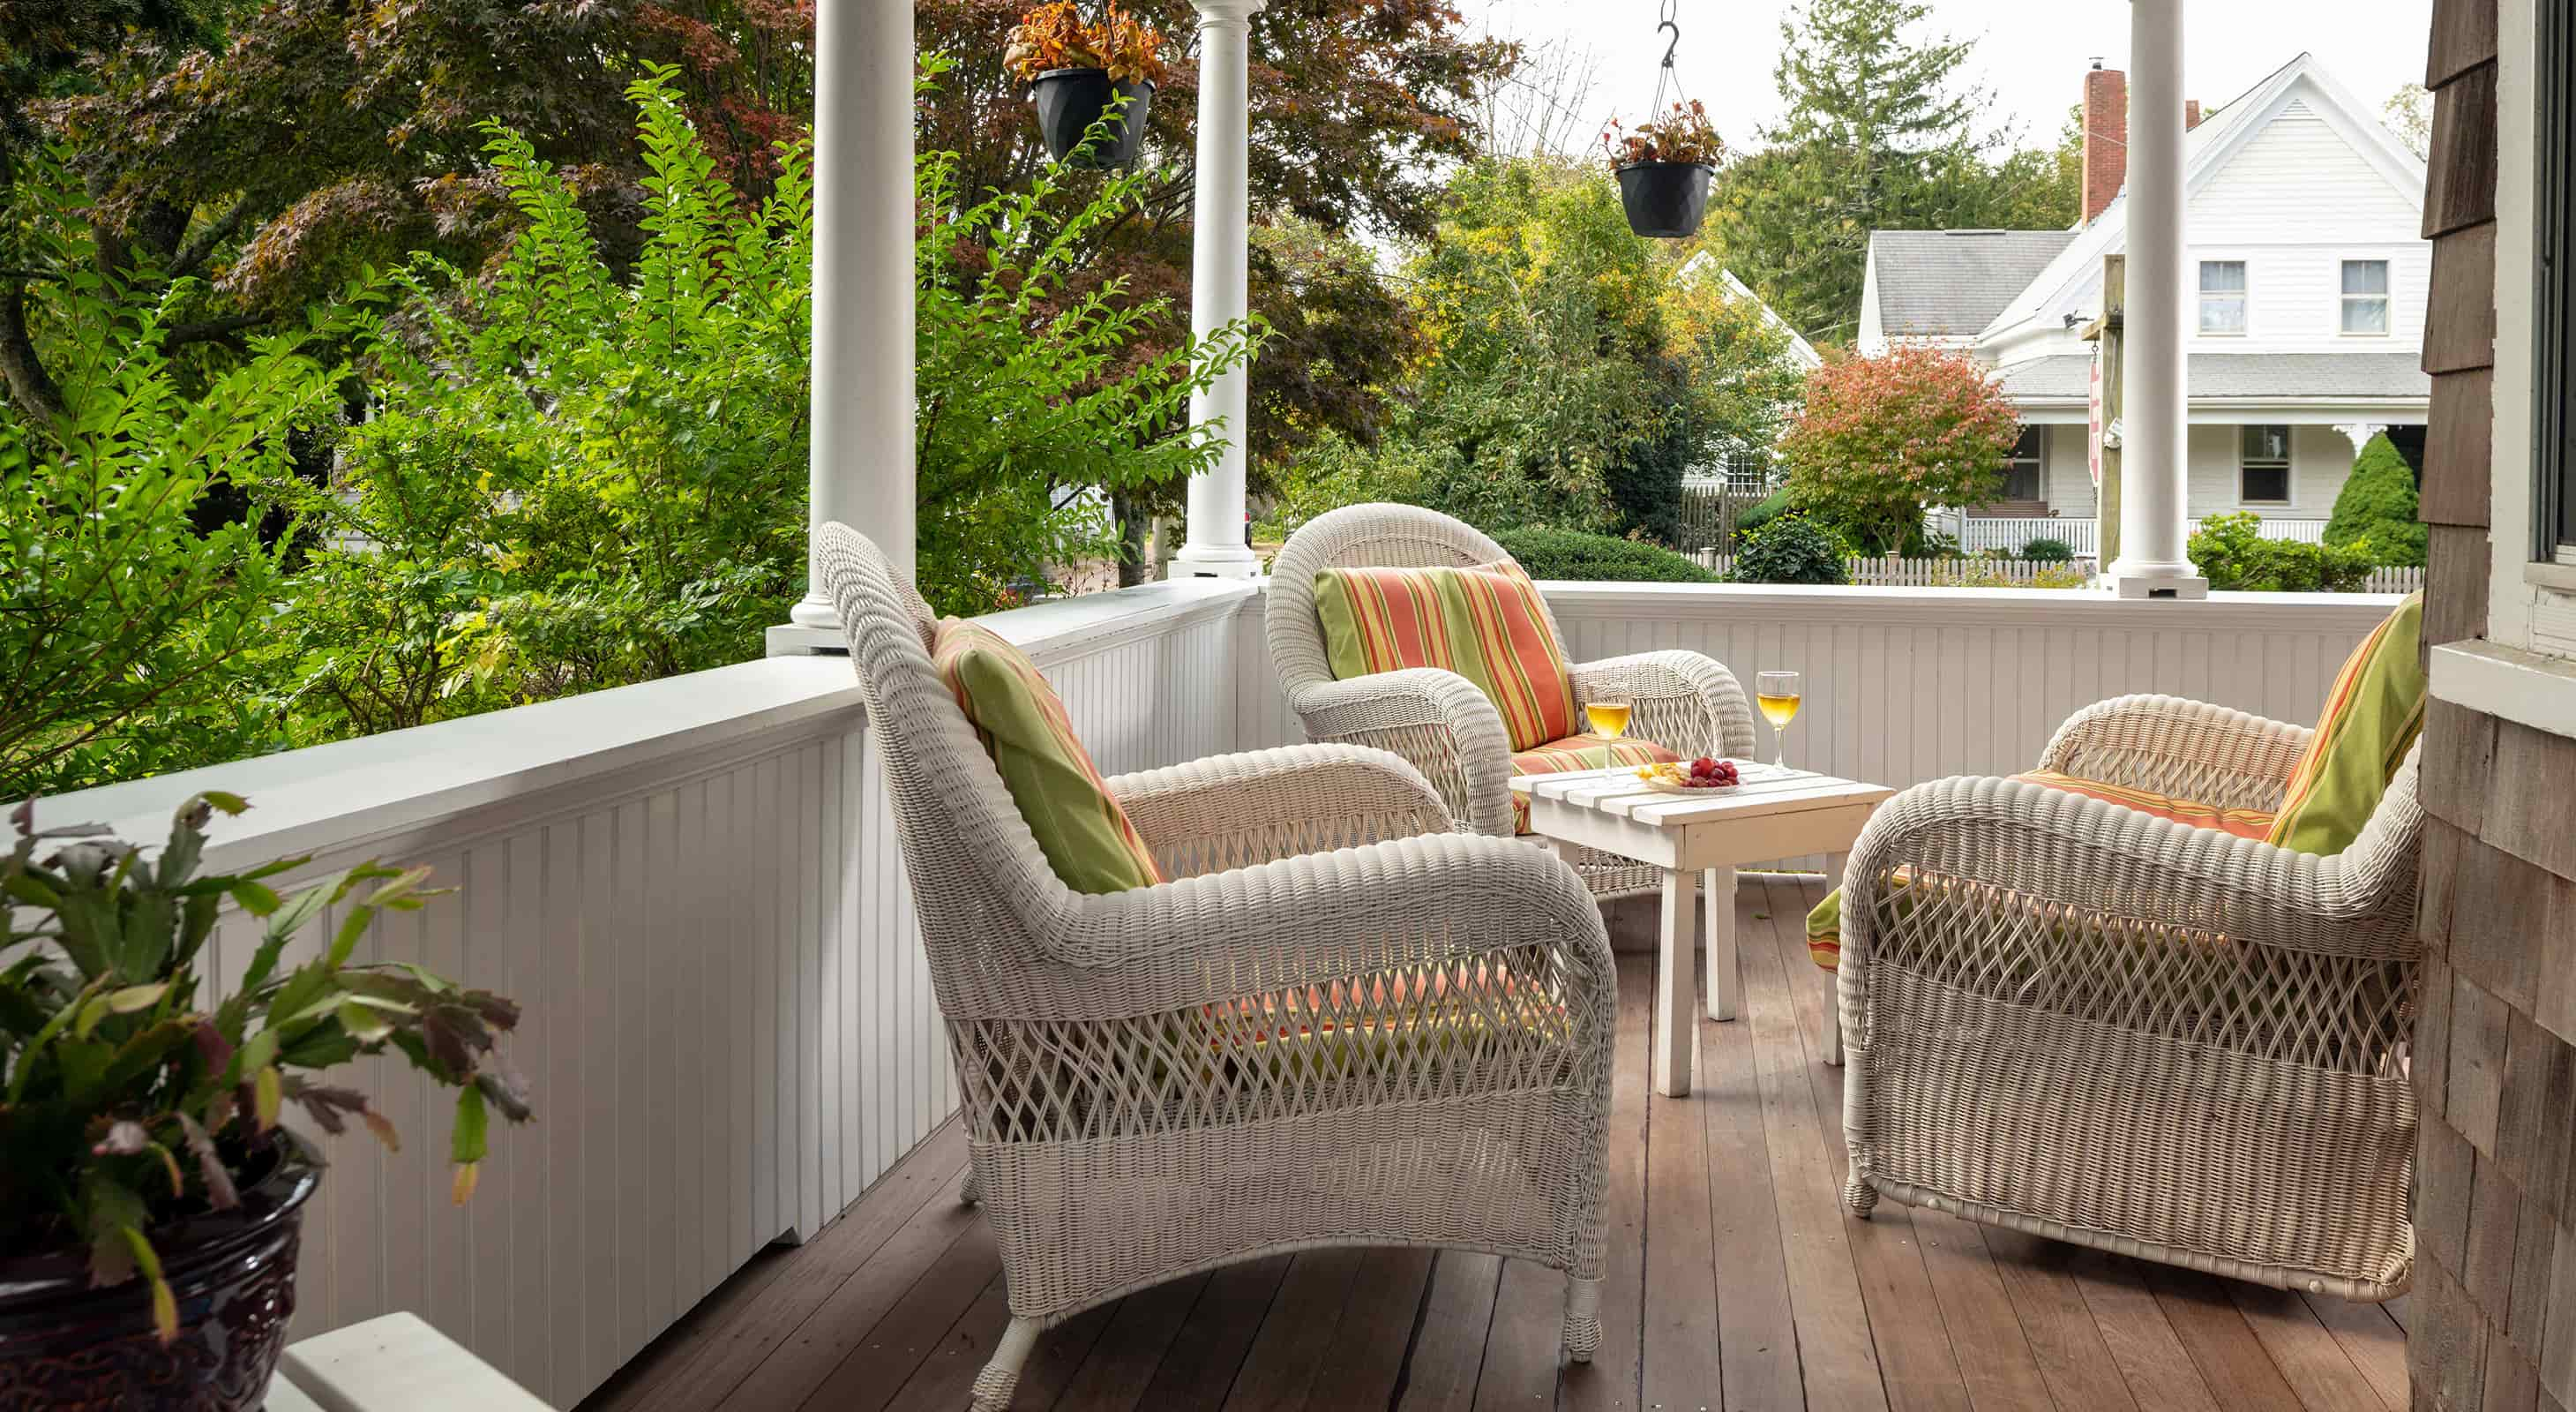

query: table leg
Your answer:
[1704,865,1737,1022]
[1823,851,1846,1067]
[1655,867,1695,1097]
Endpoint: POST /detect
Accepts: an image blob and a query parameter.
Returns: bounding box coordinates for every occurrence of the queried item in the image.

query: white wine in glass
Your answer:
[1755,671,1801,770]
[1583,699,1631,770]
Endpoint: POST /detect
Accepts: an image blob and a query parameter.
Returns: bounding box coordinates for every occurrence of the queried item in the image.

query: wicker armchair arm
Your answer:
[2035,695,2316,813]
[1569,650,1756,760]
[1107,745,1453,879]
[1020,830,1614,1021]
[1284,668,1516,837]
[1841,775,2418,968]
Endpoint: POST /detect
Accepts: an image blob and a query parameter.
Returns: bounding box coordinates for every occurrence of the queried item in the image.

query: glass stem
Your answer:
[1774,725,1788,770]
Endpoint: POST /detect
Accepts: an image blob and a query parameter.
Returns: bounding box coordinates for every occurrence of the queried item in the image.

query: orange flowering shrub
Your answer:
[1600,100,1724,169]
[1004,3,1169,86]
[1776,345,2026,555]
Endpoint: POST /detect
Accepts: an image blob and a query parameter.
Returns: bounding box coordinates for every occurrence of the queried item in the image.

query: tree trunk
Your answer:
[1112,492,1153,588]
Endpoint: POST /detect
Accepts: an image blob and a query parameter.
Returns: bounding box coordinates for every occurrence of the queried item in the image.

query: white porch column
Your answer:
[790,0,916,629]
[2103,0,2207,599]
[1169,0,1266,580]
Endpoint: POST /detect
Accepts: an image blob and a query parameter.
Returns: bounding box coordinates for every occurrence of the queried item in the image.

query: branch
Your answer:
[171,198,256,280]
[163,312,266,349]
[0,282,66,428]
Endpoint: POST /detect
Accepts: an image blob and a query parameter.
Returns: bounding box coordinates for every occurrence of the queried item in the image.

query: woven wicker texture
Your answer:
[1268,503,1756,898]
[818,523,1616,1408]
[1837,693,2422,1301]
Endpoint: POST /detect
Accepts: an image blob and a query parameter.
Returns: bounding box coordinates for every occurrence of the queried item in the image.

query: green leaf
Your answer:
[121,1228,178,1344]
[253,1065,281,1130]
[227,879,282,916]
[336,999,393,1043]
[449,1084,489,1205]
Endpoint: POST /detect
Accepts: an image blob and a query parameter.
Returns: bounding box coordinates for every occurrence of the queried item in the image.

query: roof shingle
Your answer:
[1868,230,2078,338]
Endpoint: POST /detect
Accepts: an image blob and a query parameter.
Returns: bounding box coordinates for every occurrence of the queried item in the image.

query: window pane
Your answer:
[2243,466,2291,502]
[2342,259,2390,295]
[2343,297,2391,334]
[2201,295,2248,334]
[2242,424,2291,462]
[2199,260,2247,292]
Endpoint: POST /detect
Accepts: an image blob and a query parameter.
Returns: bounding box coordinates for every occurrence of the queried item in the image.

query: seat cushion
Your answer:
[2266,593,2425,857]
[1313,560,1578,753]
[1802,770,2281,972]
[932,620,1163,894]
[1508,733,1679,834]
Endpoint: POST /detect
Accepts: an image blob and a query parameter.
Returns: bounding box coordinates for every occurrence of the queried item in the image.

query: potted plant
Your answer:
[0,794,531,1411]
[1603,100,1723,239]
[1005,2,1168,169]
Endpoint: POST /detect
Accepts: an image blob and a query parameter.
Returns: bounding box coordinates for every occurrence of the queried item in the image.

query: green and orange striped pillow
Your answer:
[2265,592,2425,857]
[932,620,1163,894]
[1313,561,1578,753]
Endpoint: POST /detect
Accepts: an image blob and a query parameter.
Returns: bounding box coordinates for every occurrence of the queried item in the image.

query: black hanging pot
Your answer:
[0,1131,321,1412]
[1031,68,1154,169]
[1615,161,1714,238]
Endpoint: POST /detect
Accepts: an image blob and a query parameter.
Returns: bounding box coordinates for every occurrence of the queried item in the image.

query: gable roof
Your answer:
[1972,52,2429,342]
[1866,230,2078,339]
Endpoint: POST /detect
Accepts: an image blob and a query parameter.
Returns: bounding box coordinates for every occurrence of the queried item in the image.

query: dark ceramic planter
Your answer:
[1031,68,1154,169]
[0,1132,321,1411]
[1615,161,1715,239]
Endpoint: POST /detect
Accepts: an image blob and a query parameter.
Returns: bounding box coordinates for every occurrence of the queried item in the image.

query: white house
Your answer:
[1857,54,2431,545]
[1678,253,1823,494]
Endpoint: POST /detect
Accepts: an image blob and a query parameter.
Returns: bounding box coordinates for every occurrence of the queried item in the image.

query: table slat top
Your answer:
[1512,763,1893,829]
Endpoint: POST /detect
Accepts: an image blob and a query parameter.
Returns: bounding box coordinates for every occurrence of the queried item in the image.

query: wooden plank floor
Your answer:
[581,879,2409,1412]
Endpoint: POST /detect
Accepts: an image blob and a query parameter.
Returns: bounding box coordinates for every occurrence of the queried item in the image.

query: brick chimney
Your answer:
[2082,61,2129,223]
[2080,63,2207,225]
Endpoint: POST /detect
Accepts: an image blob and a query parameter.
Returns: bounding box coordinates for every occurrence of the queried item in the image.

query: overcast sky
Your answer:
[1471,0,2436,155]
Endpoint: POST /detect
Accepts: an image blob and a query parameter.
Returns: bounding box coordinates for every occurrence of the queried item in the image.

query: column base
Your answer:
[1169,544,1262,580]
[788,592,842,630]
[767,622,849,657]
[2103,563,2210,599]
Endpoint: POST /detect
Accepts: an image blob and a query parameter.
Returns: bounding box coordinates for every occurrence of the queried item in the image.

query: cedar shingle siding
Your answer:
[2410,2,2576,1408]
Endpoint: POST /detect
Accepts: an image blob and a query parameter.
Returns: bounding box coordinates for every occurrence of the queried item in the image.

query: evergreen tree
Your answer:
[1707,0,2076,343]
[2324,433,2427,567]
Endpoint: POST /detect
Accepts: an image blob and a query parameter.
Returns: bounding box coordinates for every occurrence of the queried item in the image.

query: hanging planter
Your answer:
[1602,99,1725,240]
[1007,3,1169,170]
[1030,69,1155,169]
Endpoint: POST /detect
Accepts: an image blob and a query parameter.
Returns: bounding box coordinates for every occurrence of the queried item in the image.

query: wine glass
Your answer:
[1755,671,1801,770]
[1583,696,1632,771]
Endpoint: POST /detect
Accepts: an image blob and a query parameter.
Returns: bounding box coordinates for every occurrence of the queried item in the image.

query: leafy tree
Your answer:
[1775,345,2023,555]
[1704,0,2074,342]
[2191,513,2380,592]
[2383,83,2431,159]
[0,151,361,798]
[2324,432,2426,567]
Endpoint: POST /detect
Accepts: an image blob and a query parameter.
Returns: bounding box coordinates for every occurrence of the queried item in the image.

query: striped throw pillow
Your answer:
[2265,593,2425,857]
[1314,561,1578,753]
[932,620,1163,894]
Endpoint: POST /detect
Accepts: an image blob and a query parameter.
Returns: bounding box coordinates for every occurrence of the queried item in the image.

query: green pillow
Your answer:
[2266,594,2425,856]
[933,620,1163,894]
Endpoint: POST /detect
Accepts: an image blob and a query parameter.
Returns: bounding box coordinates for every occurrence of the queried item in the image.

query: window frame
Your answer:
[2539,0,2576,560]
[2339,258,2393,337]
[2198,259,2250,337]
[2238,424,2293,507]
[2000,426,2045,502]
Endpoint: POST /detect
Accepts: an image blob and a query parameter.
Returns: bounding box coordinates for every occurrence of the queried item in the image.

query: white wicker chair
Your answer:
[816,523,1617,1408]
[1267,503,1756,898]
[1837,694,2422,1301]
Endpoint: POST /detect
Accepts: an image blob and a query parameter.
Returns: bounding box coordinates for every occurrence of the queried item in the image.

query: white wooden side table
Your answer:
[1512,763,1892,1097]
[270,1312,549,1411]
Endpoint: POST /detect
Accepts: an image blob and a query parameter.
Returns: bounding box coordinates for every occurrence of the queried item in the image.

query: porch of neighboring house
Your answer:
[578,880,2410,1412]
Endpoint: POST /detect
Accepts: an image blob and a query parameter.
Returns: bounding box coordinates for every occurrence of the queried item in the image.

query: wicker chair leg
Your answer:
[970,1317,1042,1410]
[1845,1167,1877,1218]
[1561,1276,1603,1363]
[959,1163,984,1207]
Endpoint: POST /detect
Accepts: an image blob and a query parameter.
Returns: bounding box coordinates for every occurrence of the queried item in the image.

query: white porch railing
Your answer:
[1955,516,2098,557]
[25,578,2400,1408]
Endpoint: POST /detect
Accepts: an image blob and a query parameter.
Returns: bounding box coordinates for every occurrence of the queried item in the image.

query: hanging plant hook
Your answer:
[1659,17,1679,71]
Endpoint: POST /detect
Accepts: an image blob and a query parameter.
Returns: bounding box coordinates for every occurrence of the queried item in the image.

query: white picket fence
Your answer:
[1696,552,2422,593]
[2362,565,2427,593]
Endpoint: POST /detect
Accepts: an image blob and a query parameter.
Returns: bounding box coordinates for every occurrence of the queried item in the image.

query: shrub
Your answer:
[1730,514,1850,585]
[2019,537,2076,563]
[1731,487,1793,546]
[2190,513,2380,592]
[2324,433,2426,567]
[1490,526,1716,582]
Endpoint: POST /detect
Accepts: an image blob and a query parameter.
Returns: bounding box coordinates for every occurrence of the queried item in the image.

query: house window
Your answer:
[2198,261,2249,334]
[2002,426,2044,501]
[2542,0,2576,557]
[2240,425,2292,505]
[1721,447,1771,496]
[2340,260,2392,334]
